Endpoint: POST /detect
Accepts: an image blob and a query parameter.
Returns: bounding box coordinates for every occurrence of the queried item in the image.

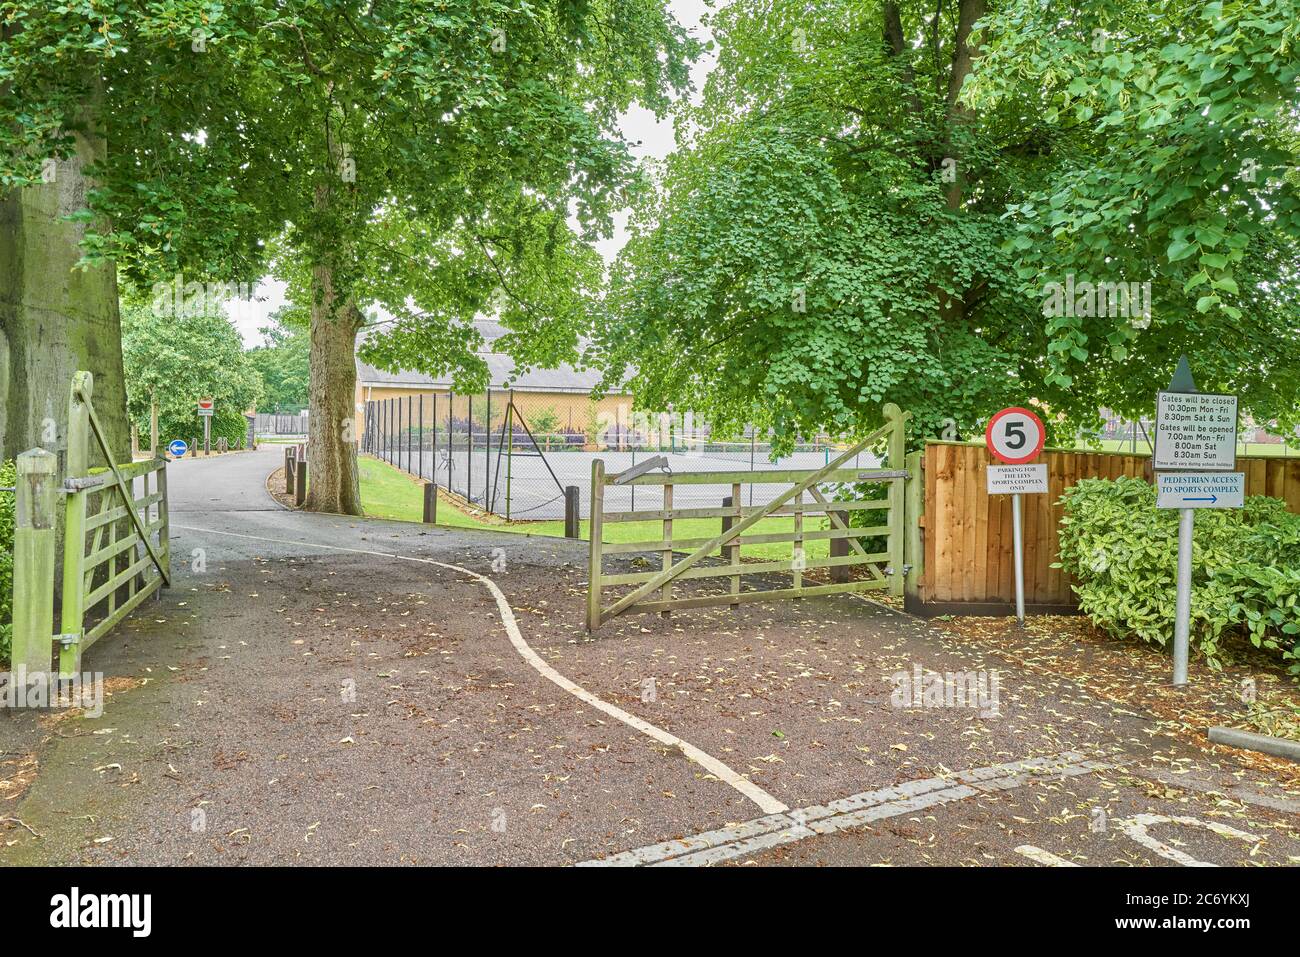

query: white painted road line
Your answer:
[581,751,1115,867]
[1014,845,1080,867]
[173,524,788,815]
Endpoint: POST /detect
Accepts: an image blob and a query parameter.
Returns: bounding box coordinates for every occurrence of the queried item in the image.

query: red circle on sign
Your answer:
[986,407,1046,464]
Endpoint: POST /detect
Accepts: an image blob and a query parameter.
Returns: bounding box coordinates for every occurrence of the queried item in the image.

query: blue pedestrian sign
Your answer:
[168,439,189,458]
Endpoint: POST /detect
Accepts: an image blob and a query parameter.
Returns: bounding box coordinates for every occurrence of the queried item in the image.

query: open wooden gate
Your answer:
[587,404,912,630]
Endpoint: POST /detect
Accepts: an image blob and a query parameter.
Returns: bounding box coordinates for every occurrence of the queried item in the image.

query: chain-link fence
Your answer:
[362,391,879,521]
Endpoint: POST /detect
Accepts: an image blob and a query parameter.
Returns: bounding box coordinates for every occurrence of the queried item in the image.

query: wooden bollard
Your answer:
[829,506,850,582]
[294,458,307,506]
[564,485,580,538]
[284,449,294,494]
[423,482,437,524]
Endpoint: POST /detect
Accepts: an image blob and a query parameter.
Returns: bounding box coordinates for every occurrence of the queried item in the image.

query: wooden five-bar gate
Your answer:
[10,372,171,680]
[587,404,914,630]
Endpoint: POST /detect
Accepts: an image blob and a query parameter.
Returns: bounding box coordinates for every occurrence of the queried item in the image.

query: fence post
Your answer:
[423,481,437,524]
[587,460,604,631]
[12,448,58,681]
[904,449,924,607]
[564,485,580,538]
[884,402,906,597]
[294,457,307,506]
[284,448,294,494]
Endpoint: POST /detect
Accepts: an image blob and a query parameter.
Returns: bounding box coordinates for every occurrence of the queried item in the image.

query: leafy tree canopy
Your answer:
[595,0,1300,449]
[247,307,311,413]
[120,298,263,447]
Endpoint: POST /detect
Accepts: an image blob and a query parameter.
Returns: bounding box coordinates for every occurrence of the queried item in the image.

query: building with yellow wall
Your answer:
[354,321,635,448]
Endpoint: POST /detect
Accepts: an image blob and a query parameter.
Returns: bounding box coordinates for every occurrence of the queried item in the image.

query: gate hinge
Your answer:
[55,632,82,647]
[883,565,914,577]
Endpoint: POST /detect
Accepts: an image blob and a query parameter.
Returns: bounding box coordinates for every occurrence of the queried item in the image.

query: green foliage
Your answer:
[527,407,561,436]
[971,0,1300,431]
[0,459,14,665]
[1057,477,1300,672]
[596,0,1300,450]
[120,300,263,450]
[246,311,310,413]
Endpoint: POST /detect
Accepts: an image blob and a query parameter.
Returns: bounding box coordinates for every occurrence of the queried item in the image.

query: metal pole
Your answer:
[1173,507,1194,685]
[468,393,474,503]
[203,414,210,456]
[506,393,514,520]
[448,390,454,496]
[418,395,424,479]
[1012,492,1025,627]
[485,390,492,502]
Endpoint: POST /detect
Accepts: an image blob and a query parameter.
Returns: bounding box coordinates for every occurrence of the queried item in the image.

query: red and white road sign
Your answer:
[985,407,1046,464]
[198,398,215,417]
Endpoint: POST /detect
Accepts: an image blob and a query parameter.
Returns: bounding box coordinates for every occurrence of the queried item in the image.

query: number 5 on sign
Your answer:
[986,407,1045,464]
[985,407,1047,628]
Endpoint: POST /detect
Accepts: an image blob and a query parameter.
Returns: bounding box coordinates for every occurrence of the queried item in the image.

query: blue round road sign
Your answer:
[168,439,189,458]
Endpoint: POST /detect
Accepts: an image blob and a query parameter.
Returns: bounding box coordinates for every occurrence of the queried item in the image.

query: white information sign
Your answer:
[1156,472,1245,510]
[1153,391,1238,471]
[987,463,1049,495]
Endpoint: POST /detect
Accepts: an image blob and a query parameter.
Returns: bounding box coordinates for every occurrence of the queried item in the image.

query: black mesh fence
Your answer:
[362,392,876,521]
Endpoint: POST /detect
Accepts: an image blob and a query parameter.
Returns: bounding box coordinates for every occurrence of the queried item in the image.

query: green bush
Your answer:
[1057,477,1300,672]
[0,459,14,665]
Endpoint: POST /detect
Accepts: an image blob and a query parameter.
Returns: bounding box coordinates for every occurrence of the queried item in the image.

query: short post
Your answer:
[423,482,437,524]
[12,449,58,680]
[284,449,295,494]
[130,421,140,458]
[720,495,734,557]
[150,394,159,455]
[1172,507,1194,685]
[829,505,850,583]
[294,457,307,506]
[564,485,580,538]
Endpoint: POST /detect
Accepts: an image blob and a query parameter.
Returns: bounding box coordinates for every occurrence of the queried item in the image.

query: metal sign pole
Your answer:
[203,414,210,456]
[1012,492,1025,627]
[1173,507,1194,685]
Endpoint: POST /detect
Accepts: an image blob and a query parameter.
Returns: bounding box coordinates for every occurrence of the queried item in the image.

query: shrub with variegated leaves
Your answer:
[1057,477,1300,672]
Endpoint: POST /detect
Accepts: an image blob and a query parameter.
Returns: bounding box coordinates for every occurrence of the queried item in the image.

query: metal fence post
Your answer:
[12,448,58,680]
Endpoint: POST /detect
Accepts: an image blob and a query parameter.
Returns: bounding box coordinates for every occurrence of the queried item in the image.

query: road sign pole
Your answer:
[1172,507,1194,686]
[1012,492,1025,627]
[203,415,211,456]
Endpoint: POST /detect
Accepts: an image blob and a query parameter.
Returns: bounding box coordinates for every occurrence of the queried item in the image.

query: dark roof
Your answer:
[355,320,625,395]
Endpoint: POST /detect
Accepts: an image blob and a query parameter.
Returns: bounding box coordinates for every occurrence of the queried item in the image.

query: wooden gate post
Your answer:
[423,481,437,524]
[885,403,906,597]
[904,449,925,606]
[586,460,605,631]
[11,448,58,679]
[294,458,308,506]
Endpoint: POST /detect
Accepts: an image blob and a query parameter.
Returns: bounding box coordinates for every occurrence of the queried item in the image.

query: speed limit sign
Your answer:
[986,407,1046,464]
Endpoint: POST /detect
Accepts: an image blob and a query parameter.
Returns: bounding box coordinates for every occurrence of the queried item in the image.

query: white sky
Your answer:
[230,0,715,347]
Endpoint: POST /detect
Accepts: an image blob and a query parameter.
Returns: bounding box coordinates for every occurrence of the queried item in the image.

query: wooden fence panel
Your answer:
[915,442,1300,613]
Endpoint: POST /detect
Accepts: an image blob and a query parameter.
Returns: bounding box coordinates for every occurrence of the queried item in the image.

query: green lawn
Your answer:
[357,455,850,559]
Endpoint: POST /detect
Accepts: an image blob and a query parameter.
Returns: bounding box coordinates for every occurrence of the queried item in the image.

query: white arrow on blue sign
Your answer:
[1156,472,1245,509]
[168,439,189,458]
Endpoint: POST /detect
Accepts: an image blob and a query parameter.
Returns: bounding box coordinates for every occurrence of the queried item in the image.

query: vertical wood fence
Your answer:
[909,441,1300,615]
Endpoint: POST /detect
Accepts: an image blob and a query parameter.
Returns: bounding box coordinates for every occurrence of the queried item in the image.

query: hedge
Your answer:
[1057,476,1300,673]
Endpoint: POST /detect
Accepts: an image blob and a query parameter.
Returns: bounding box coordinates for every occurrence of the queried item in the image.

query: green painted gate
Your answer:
[586,403,917,630]
[9,372,170,680]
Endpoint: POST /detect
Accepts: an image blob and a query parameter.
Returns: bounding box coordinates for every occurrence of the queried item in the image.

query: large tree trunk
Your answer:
[0,109,128,469]
[304,258,364,514]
